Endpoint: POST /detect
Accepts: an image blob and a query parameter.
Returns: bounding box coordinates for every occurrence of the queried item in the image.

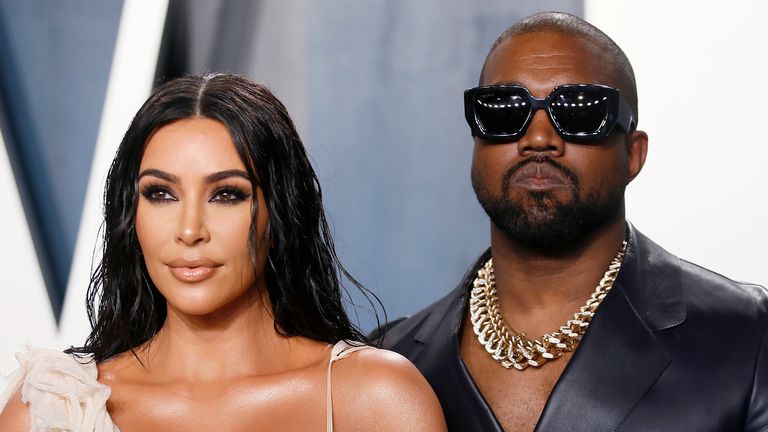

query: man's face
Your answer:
[471,31,643,252]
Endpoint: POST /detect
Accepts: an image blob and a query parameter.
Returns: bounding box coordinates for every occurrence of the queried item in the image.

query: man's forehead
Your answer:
[481,32,619,90]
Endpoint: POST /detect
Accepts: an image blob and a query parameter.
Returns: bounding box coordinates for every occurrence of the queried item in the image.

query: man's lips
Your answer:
[167,257,222,282]
[508,162,569,190]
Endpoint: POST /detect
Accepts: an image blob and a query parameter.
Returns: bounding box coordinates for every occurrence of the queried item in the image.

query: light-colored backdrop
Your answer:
[589,1,768,286]
[1,1,766,389]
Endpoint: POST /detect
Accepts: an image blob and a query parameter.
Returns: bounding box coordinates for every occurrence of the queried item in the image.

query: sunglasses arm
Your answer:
[617,96,637,133]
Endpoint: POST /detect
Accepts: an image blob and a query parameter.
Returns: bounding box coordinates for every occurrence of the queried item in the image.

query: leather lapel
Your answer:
[534,281,671,431]
[621,225,686,331]
[534,225,682,431]
[412,250,506,431]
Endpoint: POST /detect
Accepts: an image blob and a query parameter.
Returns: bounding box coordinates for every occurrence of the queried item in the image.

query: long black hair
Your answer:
[67,73,380,362]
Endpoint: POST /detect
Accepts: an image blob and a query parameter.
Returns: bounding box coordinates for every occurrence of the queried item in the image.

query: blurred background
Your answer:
[1,0,766,383]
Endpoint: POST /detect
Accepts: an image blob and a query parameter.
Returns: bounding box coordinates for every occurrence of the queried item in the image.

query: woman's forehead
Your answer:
[140,118,247,175]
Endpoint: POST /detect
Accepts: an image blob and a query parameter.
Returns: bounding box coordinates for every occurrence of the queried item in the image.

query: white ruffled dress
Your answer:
[0,348,117,431]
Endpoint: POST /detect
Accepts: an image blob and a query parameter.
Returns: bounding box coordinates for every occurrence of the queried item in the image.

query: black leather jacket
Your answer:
[380,225,768,431]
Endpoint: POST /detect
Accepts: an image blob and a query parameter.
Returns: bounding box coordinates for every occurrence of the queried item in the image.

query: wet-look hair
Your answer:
[67,73,379,362]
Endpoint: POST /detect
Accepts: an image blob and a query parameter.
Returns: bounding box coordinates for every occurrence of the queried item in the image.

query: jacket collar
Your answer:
[410,249,505,431]
[413,223,686,341]
[413,248,488,344]
[616,223,686,330]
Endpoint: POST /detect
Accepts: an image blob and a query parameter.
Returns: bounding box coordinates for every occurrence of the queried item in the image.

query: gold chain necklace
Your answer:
[469,241,627,370]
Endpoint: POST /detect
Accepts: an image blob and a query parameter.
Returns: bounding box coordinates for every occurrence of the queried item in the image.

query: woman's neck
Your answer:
[131,287,327,383]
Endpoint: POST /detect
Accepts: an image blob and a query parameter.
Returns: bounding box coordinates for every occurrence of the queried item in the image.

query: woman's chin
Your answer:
[165,293,235,318]
[165,289,261,320]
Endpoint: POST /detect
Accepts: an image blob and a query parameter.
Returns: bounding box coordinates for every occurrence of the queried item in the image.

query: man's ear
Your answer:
[626,130,648,182]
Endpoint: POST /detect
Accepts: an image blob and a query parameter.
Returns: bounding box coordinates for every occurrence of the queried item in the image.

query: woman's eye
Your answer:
[149,191,172,201]
[210,187,250,204]
[141,186,177,202]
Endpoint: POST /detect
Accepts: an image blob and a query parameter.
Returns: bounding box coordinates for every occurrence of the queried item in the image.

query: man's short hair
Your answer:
[481,11,639,122]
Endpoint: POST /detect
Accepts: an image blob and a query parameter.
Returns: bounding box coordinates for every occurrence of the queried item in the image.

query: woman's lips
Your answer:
[167,257,221,283]
[508,162,569,191]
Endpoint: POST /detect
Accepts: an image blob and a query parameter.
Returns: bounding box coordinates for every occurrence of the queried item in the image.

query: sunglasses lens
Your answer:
[474,90,531,136]
[550,88,611,135]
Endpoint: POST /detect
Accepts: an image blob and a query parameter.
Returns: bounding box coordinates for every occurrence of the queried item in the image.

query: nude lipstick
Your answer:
[167,257,221,283]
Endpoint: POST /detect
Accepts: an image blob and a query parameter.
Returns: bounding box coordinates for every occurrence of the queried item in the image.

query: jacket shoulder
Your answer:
[626,225,767,329]
[377,285,464,350]
[679,258,768,316]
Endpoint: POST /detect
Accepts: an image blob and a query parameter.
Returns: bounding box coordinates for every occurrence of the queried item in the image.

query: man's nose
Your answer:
[516,109,565,157]
[175,200,210,246]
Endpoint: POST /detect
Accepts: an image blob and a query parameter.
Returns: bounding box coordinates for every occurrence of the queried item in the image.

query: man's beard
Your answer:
[472,156,625,253]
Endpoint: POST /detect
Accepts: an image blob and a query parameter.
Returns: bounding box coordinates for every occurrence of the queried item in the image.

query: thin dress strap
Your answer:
[326,340,373,432]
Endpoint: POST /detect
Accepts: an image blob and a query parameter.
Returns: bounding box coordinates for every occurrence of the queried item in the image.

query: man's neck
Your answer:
[488,217,627,317]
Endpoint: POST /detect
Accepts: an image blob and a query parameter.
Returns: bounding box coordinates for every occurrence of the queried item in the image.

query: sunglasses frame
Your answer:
[464,83,637,143]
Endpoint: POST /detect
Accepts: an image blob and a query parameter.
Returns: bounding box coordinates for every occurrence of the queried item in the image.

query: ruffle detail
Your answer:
[1,348,117,431]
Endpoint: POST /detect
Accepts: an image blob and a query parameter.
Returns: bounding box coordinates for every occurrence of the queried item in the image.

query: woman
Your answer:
[0,73,446,431]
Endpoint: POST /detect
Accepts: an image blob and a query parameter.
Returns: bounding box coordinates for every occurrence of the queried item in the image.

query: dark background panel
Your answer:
[0,0,123,320]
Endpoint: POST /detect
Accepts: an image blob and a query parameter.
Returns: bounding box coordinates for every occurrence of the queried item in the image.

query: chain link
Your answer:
[469,241,627,370]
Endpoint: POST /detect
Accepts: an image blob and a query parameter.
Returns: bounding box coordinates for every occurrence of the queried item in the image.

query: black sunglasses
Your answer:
[464,84,636,143]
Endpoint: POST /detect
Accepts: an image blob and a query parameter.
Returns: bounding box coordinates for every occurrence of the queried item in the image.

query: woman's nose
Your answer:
[175,200,210,246]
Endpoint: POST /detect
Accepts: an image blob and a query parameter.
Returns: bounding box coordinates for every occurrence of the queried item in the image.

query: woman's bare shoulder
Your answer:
[0,387,31,432]
[331,346,447,431]
[96,349,142,386]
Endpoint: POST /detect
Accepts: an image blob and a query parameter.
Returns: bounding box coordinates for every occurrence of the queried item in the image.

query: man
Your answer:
[379,12,768,432]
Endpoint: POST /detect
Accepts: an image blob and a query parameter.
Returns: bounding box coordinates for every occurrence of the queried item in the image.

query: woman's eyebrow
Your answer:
[137,169,251,184]
[138,169,178,183]
[205,170,250,184]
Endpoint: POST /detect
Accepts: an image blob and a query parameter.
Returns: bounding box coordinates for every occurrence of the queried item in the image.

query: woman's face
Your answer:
[135,117,269,316]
